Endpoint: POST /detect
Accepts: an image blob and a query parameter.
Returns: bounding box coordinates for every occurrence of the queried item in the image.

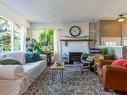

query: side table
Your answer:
[43,51,54,66]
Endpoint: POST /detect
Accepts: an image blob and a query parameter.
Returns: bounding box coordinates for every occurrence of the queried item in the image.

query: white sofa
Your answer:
[0,51,47,95]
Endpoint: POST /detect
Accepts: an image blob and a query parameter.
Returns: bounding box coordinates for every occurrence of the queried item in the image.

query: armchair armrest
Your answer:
[102,65,127,92]
[99,59,114,66]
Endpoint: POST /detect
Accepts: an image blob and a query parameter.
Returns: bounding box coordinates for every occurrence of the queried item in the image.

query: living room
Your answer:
[0,0,127,95]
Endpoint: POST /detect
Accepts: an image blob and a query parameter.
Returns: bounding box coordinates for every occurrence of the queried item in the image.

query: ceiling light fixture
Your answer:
[117,14,125,22]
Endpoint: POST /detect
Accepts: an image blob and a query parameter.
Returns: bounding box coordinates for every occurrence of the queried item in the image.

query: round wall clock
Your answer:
[69,26,81,37]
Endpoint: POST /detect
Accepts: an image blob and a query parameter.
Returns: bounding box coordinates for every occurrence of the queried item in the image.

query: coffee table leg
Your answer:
[61,69,63,83]
[52,70,54,84]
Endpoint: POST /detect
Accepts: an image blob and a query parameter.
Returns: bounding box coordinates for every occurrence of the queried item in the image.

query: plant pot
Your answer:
[81,57,87,61]
[104,55,114,60]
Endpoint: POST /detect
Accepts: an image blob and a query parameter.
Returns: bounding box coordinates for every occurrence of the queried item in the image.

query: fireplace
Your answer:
[69,52,82,64]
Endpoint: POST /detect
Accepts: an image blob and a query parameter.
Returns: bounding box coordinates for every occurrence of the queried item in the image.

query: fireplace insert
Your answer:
[69,52,82,64]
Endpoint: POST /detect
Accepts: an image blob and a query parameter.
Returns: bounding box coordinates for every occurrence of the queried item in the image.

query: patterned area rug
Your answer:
[23,65,116,95]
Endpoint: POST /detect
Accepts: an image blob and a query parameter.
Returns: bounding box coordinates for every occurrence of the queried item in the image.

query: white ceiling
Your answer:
[0,0,127,23]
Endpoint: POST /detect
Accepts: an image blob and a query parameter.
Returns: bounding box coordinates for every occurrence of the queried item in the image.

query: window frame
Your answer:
[0,16,26,53]
[13,23,22,51]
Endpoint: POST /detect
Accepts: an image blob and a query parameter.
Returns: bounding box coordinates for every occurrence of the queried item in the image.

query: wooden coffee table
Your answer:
[50,62,64,83]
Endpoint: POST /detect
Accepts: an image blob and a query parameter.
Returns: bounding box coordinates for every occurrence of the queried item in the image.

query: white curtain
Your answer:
[54,29,62,61]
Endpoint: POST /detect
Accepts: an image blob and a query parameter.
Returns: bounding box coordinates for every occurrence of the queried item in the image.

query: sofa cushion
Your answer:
[25,52,35,63]
[0,59,21,65]
[6,52,26,65]
[23,60,44,73]
[111,59,127,67]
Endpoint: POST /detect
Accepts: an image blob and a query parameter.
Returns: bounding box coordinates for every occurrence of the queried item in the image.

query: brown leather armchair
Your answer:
[95,59,127,92]
[102,65,127,92]
[94,59,113,81]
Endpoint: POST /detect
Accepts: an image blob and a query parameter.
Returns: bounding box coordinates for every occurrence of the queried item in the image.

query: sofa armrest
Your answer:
[0,65,25,80]
[102,65,127,91]
[40,54,47,61]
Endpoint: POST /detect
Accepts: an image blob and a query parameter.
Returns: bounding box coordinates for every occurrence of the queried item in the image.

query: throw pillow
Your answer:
[0,59,21,65]
[34,53,41,61]
[25,52,35,63]
[111,59,127,67]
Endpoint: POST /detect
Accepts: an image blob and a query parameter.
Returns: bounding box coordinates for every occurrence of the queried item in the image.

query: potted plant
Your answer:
[26,38,42,54]
[81,52,88,60]
[100,48,108,55]
[100,48,115,60]
[26,38,43,61]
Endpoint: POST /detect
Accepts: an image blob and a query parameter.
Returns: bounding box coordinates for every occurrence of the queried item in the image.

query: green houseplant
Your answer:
[26,38,43,61]
[100,48,108,55]
[100,48,115,60]
[26,38,42,54]
[81,52,88,60]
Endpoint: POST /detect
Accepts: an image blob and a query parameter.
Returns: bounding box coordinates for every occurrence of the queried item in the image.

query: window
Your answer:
[124,40,127,45]
[14,23,21,50]
[0,17,11,53]
[32,29,54,51]
[106,41,116,46]
[38,29,54,51]
[0,16,26,53]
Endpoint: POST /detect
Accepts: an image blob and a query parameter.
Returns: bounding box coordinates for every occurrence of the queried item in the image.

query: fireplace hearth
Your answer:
[69,52,82,64]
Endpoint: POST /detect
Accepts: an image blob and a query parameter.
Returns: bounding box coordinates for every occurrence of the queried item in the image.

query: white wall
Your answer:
[31,23,63,29]
[61,22,89,56]
[0,2,30,27]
